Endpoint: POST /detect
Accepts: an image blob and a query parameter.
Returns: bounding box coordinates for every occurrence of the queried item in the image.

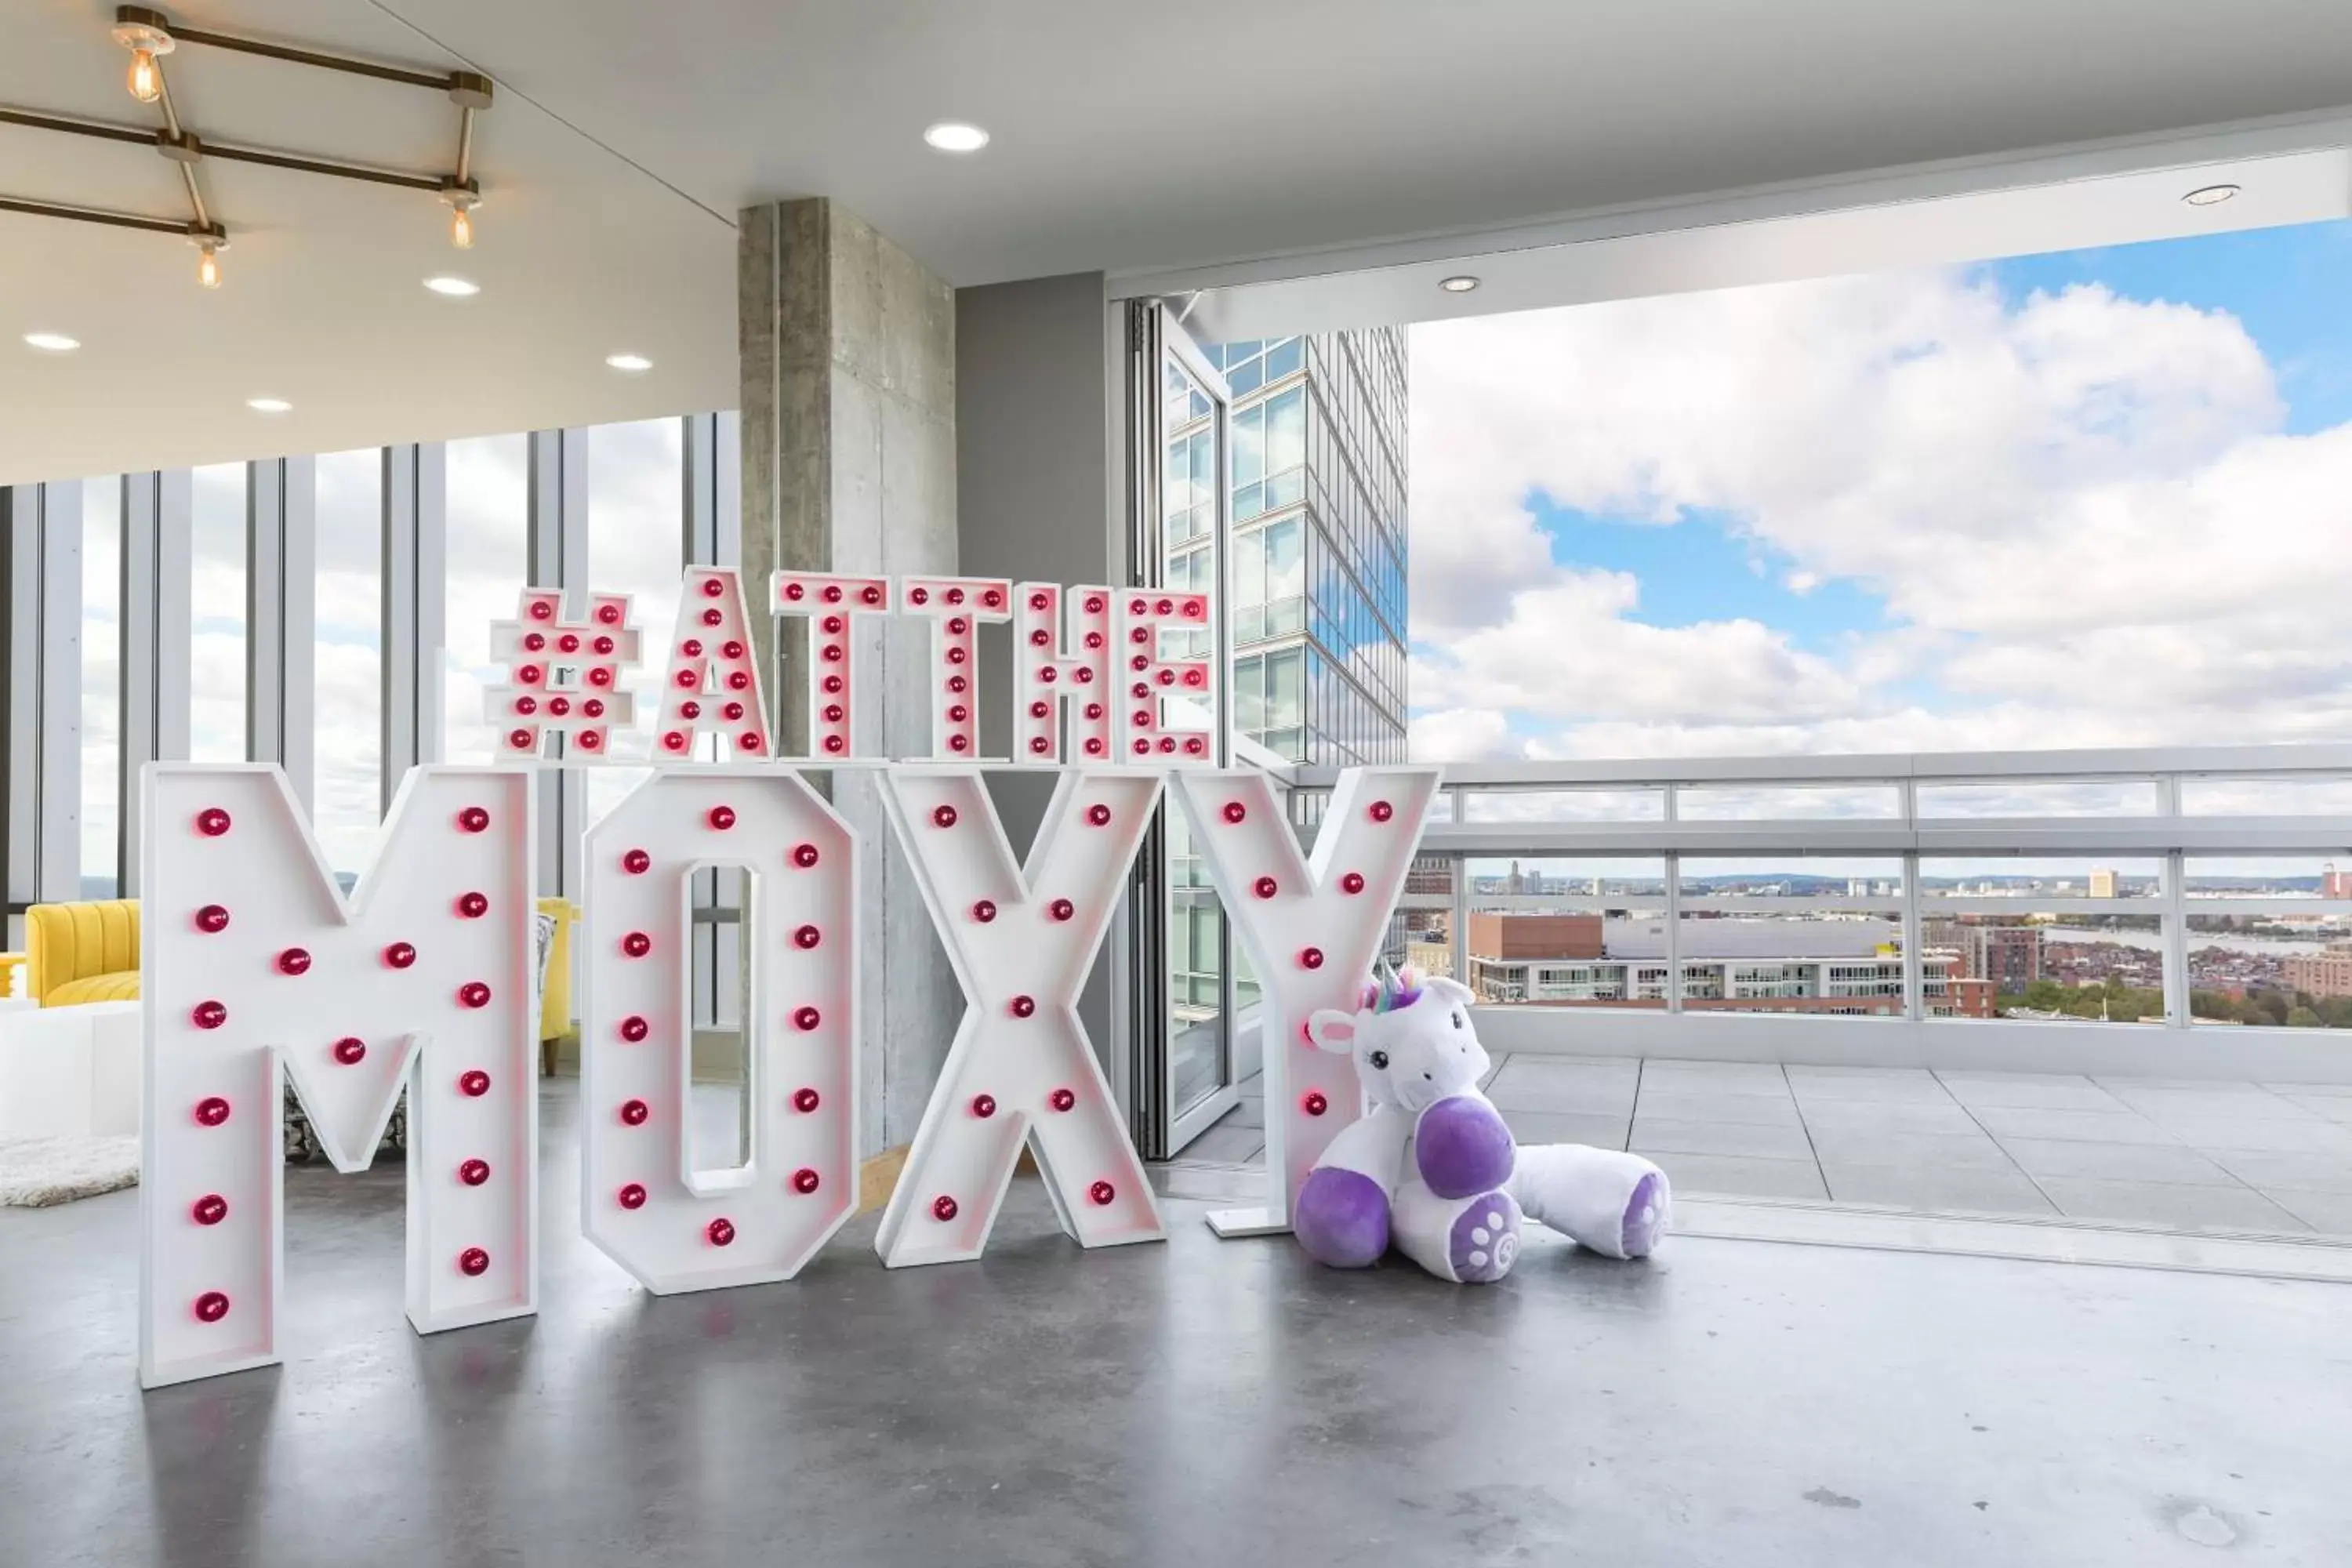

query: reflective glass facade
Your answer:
[1192,330,1408,764]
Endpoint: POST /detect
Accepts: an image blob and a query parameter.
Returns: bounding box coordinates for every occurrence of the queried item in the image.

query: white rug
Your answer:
[0,1134,140,1207]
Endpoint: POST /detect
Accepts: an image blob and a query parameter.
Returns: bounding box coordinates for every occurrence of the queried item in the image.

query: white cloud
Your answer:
[1408,707,1522,762]
[1408,256,2352,760]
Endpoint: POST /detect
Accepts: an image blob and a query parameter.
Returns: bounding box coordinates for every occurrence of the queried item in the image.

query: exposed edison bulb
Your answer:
[450,205,474,249]
[198,245,220,290]
[129,48,161,103]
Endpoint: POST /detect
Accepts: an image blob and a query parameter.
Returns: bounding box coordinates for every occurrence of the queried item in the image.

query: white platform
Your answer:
[0,1001,142,1139]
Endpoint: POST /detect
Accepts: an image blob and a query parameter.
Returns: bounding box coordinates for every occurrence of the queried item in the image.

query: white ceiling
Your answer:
[7,0,2352,484]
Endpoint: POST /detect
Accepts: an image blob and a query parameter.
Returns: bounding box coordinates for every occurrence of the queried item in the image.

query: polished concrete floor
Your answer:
[4,1080,2350,1566]
[1186,1055,2352,1236]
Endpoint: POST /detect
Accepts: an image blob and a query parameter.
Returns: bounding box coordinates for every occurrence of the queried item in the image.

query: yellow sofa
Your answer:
[537,896,579,1075]
[25,898,143,1007]
[24,896,579,1072]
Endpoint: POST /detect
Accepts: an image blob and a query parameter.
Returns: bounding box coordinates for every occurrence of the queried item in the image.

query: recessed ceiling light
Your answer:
[1439,274,1480,293]
[23,332,79,352]
[605,353,652,373]
[924,122,990,154]
[423,275,481,296]
[247,397,292,414]
[2183,183,2241,207]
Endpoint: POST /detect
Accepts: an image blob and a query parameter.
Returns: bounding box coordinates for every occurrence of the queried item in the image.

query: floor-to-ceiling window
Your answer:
[78,479,121,897]
[312,449,382,882]
[583,419,684,829]
[187,463,247,763]
[442,434,529,764]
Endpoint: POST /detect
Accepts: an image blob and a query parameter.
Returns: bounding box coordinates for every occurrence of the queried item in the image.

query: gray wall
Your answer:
[954,273,1130,1083]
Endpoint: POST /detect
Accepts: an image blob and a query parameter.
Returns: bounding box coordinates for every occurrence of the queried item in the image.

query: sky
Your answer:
[78,419,687,884]
[1405,217,2352,768]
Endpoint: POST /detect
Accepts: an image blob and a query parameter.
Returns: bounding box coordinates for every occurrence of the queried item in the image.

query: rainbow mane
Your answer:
[1359,964,1425,1014]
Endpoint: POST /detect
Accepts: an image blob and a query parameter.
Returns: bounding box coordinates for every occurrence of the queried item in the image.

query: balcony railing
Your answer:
[1271,743,2352,1076]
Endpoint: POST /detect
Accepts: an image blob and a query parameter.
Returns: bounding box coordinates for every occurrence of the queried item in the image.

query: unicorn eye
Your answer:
[1452,1011,1465,1029]
[1367,1049,1389,1071]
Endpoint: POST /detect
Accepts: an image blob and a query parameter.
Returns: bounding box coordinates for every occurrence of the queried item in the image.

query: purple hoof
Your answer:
[1621,1171,1668,1258]
[1416,1096,1516,1199]
[1450,1191,1521,1283]
[1294,1167,1392,1269]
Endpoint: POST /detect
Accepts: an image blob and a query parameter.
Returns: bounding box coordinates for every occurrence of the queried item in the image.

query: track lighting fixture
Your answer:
[5,7,496,288]
[111,9,173,103]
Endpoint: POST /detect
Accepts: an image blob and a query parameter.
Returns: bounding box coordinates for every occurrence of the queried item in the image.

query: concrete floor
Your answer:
[1186,1055,2352,1236]
[5,1080,2351,1566]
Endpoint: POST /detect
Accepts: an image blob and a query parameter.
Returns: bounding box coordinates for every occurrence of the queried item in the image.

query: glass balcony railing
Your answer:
[1272,742,2352,1033]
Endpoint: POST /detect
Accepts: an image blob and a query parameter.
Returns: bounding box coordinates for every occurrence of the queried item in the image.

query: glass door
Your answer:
[1128,302,1242,1158]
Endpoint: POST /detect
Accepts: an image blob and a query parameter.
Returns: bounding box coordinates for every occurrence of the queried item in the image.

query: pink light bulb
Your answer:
[792,1087,821,1113]
[706,1218,735,1247]
[196,807,232,837]
[708,805,737,830]
[459,1247,491,1276]
[621,931,652,958]
[194,1096,230,1127]
[1341,872,1366,895]
[792,843,820,868]
[1009,995,1036,1018]
[1089,1180,1116,1207]
[623,848,652,874]
[384,941,417,970]
[794,924,822,949]
[195,904,230,933]
[459,1069,492,1097]
[1222,801,1247,824]
[1369,800,1395,822]
[460,1158,491,1186]
[971,1094,996,1118]
[1086,804,1111,827]
[932,804,958,829]
[1049,1087,1076,1112]
[191,1000,227,1029]
[192,1193,228,1225]
[792,1167,822,1194]
[1049,898,1076,921]
[619,1098,649,1126]
[701,576,724,598]
[793,1006,822,1032]
[619,1183,648,1210]
[1254,877,1279,899]
[459,981,493,1008]
[194,1290,231,1323]
[972,899,996,923]
[931,1195,959,1222]
[619,1015,649,1042]
[1302,1091,1329,1116]
[333,1037,367,1065]
[1301,947,1324,970]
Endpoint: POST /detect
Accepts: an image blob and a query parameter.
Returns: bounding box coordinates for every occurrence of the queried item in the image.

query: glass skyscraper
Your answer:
[1192,330,1409,764]
[1161,328,1410,1128]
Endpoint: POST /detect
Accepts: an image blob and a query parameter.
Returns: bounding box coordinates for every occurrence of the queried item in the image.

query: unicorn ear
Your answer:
[1305,1009,1360,1054]
[1425,975,1475,1008]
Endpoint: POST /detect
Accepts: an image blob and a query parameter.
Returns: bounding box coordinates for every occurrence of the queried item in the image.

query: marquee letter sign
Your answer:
[653,568,771,760]
[873,767,1166,1266]
[134,566,1443,1386]
[770,570,891,760]
[1172,766,1442,1236]
[140,764,536,1388]
[487,588,641,759]
[579,769,860,1293]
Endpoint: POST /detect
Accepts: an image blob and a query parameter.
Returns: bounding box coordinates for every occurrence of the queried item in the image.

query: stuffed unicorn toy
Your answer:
[1295,966,1670,1283]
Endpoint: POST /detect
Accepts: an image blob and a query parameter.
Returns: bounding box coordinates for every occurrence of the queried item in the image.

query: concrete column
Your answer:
[740,197,960,1155]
